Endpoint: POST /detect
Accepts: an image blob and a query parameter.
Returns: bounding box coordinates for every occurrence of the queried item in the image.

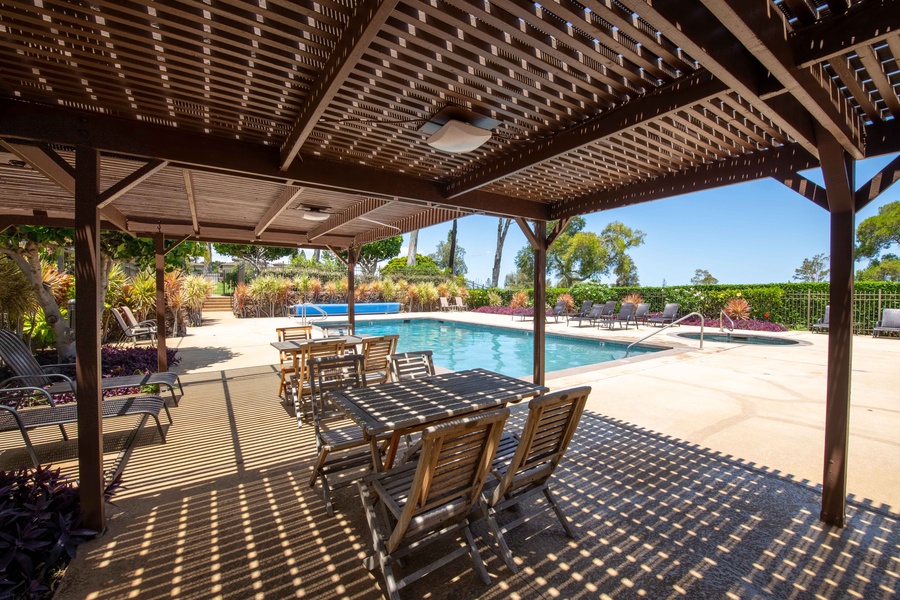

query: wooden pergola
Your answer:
[1,0,899,533]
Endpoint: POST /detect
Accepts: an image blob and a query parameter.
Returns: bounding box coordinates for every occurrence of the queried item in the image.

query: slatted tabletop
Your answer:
[270,336,362,353]
[329,369,547,437]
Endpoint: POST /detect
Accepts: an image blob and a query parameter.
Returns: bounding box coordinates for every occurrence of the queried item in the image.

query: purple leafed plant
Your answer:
[0,466,97,599]
[679,317,788,332]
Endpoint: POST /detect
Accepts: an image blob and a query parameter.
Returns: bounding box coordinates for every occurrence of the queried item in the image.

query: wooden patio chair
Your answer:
[289,338,346,424]
[112,307,156,346]
[361,334,400,385]
[276,325,314,398]
[357,408,510,600]
[388,351,435,382]
[480,386,591,573]
[648,303,680,327]
[0,329,183,406]
[307,353,374,515]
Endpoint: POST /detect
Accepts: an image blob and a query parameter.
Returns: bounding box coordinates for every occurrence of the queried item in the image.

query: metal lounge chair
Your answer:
[439,297,454,312]
[812,306,830,333]
[388,351,435,382]
[633,302,651,326]
[357,408,510,600]
[480,386,590,573]
[307,353,374,516]
[361,334,400,385]
[0,329,183,406]
[873,308,900,338]
[549,299,568,322]
[568,300,593,323]
[453,296,467,311]
[602,302,635,329]
[112,307,157,346]
[276,325,314,398]
[121,306,158,331]
[0,385,169,468]
[648,303,680,327]
[567,302,608,327]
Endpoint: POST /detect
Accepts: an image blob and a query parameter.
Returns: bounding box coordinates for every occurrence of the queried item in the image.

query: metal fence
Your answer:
[781,290,900,335]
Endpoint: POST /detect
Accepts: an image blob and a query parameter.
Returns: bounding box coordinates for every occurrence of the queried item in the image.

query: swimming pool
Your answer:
[676,332,799,346]
[344,319,661,378]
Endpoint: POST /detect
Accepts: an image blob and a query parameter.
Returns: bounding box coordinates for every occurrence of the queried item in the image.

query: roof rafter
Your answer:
[771,173,829,211]
[444,70,729,198]
[616,0,819,158]
[308,197,389,241]
[254,185,305,238]
[0,100,549,221]
[97,159,168,208]
[855,153,900,212]
[182,170,200,235]
[791,0,900,68]
[354,207,463,244]
[700,0,863,159]
[278,0,401,171]
[551,144,819,219]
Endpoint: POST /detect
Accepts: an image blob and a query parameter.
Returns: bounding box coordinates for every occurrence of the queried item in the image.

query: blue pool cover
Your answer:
[293,302,400,316]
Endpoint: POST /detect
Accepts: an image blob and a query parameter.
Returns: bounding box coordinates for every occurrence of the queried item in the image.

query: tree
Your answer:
[406,230,418,266]
[355,236,403,275]
[793,253,830,282]
[857,254,900,281]
[430,228,467,275]
[691,269,718,285]
[212,244,295,275]
[491,218,512,287]
[600,222,645,286]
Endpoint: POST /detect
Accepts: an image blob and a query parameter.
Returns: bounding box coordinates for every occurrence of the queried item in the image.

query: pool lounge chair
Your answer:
[568,301,613,327]
[568,300,593,322]
[112,307,157,346]
[439,297,455,312]
[873,308,900,338]
[602,302,636,329]
[453,296,467,311]
[648,303,680,327]
[549,299,568,322]
[0,329,183,406]
[812,306,829,333]
[633,303,651,326]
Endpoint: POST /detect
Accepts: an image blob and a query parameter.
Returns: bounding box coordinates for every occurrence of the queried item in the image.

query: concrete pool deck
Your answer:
[169,309,900,513]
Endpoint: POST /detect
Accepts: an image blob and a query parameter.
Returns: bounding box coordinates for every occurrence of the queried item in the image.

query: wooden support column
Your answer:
[347,247,360,335]
[818,128,856,527]
[74,146,104,532]
[154,234,168,372]
[532,221,547,386]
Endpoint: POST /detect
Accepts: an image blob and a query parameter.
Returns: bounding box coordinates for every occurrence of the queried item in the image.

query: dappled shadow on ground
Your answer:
[171,346,237,372]
[54,372,899,599]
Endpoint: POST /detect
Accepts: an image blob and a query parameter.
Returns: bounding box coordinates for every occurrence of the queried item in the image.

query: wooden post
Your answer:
[347,247,360,335]
[532,221,547,386]
[818,128,855,527]
[74,146,105,532]
[154,234,168,372]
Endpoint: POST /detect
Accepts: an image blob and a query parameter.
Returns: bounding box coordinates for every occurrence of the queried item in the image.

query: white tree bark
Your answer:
[406,230,418,266]
[491,218,512,287]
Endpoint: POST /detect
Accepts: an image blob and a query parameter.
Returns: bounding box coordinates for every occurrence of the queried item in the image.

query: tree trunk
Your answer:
[448,219,458,276]
[3,243,76,361]
[491,218,512,287]
[407,230,418,266]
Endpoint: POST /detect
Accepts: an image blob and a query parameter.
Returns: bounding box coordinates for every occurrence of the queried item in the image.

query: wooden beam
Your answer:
[617,0,819,158]
[532,220,547,387]
[100,205,129,233]
[154,234,168,373]
[444,70,728,198]
[791,0,900,68]
[515,218,541,251]
[164,236,190,256]
[182,170,199,235]
[771,173,829,211]
[0,141,75,194]
[546,218,571,247]
[254,185,304,237]
[701,0,863,158]
[97,159,168,208]
[0,100,549,221]
[73,146,104,533]
[865,118,900,157]
[552,143,819,219]
[346,247,361,335]
[818,127,855,528]
[855,154,900,213]
[309,198,389,241]
[279,0,402,170]
[781,0,818,26]
[353,207,463,245]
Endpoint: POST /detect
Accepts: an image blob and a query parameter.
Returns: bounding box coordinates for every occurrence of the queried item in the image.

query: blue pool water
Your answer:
[345,319,661,378]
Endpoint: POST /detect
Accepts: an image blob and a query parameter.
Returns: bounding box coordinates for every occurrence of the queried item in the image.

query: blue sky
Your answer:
[402,153,900,287]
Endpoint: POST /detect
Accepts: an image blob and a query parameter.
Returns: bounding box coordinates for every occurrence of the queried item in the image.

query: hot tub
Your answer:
[293,302,401,317]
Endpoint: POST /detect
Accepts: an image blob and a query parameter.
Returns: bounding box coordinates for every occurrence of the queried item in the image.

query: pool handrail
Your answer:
[625,312,705,357]
[719,310,735,333]
[293,303,328,326]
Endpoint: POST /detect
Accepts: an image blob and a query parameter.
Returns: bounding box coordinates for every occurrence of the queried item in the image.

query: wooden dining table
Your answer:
[328,368,548,471]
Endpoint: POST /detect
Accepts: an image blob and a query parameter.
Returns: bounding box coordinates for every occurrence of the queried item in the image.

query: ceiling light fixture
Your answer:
[300,207,330,221]
[419,106,500,154]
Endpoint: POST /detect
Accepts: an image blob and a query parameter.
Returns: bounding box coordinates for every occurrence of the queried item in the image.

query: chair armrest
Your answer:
[1,373,76,392]
[0,386,56,409]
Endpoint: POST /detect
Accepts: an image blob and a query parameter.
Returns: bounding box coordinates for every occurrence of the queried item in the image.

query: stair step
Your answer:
[202,296,233,312]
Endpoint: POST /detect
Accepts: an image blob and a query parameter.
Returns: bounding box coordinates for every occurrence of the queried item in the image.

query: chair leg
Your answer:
[543,485,574,538]
[462,520,491,585]
[309,448,329,488]
[484,505,518,573]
